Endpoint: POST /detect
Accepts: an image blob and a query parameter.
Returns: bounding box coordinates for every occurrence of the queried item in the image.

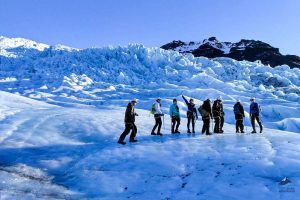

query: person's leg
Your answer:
[192,116,195,133]
[157,117,162,134]
[251,115,256,133]
[220,116,224,131]
[235,120,239,133]
[151,117,159,134]
[206,119,210,135]
[171,117,175,133]
[119,124,131,142]
[187,116,191,132]
[214,117,220,133]
[256,116,263,133]
[129,123,137,140]
[202,119,205,134]
[240,119,244,133]
[175,117,180,132]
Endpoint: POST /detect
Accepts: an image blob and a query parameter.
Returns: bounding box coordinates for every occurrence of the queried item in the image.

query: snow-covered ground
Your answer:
[0,91,299,199]
[0,36,299,199]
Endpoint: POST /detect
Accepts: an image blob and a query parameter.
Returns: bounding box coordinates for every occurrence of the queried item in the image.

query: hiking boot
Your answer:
[187,130,191,133]
[241,131,245,133]
[129,139,138,143]
[260,126,263,133]
[236,130,240,133]
[192,130,195,134]
[175,130,180,134]
[151,132,157,135]
[157,133,163,136]
[251,130,257,134]
[206,132,213,135]
[118,140,126,145]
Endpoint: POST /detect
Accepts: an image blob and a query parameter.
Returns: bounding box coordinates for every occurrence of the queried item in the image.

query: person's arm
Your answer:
[182,95,189,105]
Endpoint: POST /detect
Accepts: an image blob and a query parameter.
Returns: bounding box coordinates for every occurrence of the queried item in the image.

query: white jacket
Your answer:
[154,101,163,114]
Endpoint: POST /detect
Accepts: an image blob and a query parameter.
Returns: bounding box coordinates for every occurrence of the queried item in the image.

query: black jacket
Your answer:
[124,103,136,123]
[234,102,245,120]
[212,100,224,117]
[199,100,213,119]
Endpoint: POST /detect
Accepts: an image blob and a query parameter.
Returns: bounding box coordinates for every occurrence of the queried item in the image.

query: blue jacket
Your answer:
[250,102,260,116]
[169,104,180,118]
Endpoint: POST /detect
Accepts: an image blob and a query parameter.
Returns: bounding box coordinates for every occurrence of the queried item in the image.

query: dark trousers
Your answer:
[236,119,244,132]
[214,117,221,133]
[119,123,137,142]
[220,116,224,131]
[171,117,180,133]
[152,115,162,134]
[202,118,210,135]
[251,115,263,132]
[187,116,195,132]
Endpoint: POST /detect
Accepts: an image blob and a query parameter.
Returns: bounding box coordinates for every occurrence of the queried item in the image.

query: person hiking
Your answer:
[118,99,139,145]
[250,97,263,133]
[212,96,225,133]
[169,98,180,134]
[233,100,245,133]
[151,97,164,136]
[182,95,198,133]
[199,99,213,135]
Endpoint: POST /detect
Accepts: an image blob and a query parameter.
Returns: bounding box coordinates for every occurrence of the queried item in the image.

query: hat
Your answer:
[250,97,255,101]
[173,98,177,101]
[131,98,138,103]
[157,97,161,100]
[236,99,240,103]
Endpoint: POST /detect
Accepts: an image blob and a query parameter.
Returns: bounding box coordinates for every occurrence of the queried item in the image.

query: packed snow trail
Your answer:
[0,92,299,199]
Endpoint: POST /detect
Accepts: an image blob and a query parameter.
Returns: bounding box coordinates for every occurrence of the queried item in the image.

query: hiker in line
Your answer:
[250,97,263,133]
[182,95,198,133]
[151,97,164,136]
[118,99,139,145]
[233,99,245,133]
[212,96,225,133]
[169,98,181,134]
[199,99,213,135]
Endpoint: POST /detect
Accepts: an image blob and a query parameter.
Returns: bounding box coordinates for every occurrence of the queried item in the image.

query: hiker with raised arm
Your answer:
[182,95,198,133]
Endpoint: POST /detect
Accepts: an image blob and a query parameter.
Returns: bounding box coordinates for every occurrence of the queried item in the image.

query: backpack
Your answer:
[198,105,209,117]
[150,103,156,115]
[234,104,241,114]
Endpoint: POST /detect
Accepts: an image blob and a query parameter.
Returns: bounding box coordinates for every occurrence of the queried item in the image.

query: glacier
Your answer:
[0,36,299,199]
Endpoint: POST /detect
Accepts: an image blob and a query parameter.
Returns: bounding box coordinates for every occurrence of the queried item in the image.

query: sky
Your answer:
[0,0,300,55]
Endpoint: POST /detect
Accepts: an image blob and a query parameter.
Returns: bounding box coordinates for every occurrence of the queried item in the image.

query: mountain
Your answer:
[161,37,300,68]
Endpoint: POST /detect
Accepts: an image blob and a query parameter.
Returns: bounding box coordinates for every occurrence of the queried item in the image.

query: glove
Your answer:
[135,113,139,116]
